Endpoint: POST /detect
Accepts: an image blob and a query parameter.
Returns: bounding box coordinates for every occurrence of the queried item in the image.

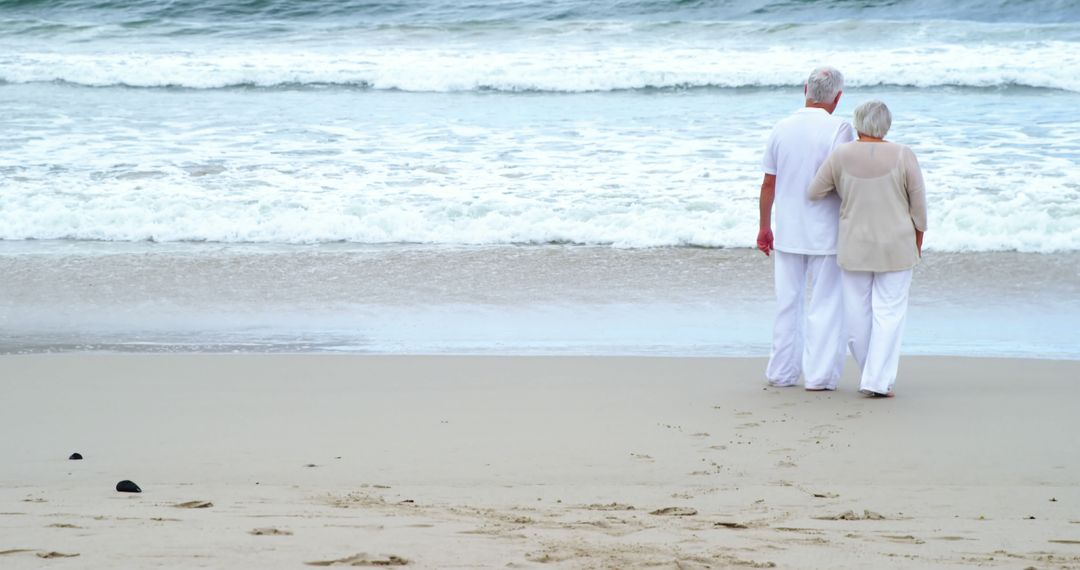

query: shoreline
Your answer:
[3,244,1079,360]
[2,354,1078,568]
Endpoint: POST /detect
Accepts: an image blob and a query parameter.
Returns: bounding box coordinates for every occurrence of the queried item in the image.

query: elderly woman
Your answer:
[808,100,927,397]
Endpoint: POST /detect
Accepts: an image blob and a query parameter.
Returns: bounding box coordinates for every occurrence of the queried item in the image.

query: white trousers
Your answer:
[765,251,845,390]
[841,268,913,395]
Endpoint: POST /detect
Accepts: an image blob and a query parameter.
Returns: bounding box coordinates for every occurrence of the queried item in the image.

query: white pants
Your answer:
[841,268,913,395]
[766,251,845,390]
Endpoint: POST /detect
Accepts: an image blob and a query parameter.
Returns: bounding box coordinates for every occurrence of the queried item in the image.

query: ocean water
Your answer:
[1,0,1078,357]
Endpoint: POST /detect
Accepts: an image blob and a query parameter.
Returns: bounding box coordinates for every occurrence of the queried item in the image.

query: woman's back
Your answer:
[832,141,907,179]
[810,141,927,272]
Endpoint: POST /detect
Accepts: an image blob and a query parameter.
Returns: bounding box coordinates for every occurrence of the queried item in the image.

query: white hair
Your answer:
[853,100,893,139]
[805,66,844,104]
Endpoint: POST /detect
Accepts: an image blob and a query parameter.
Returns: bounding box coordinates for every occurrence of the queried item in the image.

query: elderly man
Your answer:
[757,66,854,391]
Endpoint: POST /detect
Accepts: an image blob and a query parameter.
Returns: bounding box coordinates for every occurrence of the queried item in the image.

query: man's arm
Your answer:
[833,121,855,149]
[757,174,776,256]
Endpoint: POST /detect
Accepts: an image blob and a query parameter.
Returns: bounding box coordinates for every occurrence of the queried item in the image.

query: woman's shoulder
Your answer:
[885,141,916,155]
[833,140,877,158]
[833,140,861,155]
[887,142,921,166]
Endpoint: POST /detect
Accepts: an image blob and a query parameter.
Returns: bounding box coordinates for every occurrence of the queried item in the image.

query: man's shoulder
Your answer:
[821,113,852,131]
[772,109,806,129]
[774,109,849,132]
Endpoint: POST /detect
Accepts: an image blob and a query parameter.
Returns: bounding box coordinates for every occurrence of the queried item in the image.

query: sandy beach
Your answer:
[4,1,1077,568]
[2,354,1078,568]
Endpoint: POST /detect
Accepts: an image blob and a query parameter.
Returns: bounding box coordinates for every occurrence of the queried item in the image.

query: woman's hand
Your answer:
[915,229,924,256]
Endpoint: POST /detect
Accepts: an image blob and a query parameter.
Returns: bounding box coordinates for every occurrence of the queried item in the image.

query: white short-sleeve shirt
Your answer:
[762,107,855,255]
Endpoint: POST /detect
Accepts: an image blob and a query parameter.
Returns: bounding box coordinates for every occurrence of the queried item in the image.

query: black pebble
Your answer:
[116,480,141,493]
[69,453,83,460]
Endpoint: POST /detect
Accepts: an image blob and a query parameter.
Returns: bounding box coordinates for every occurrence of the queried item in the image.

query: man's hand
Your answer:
[757,228,774,256]
[915,229,924,257]
[758,174,776,257]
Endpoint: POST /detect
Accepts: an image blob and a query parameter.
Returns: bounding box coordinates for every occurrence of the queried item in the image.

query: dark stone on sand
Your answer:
[69,453,83,460]
[116,480,141,493]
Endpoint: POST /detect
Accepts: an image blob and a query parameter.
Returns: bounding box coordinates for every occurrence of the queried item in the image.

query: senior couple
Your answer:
[757,66,927,398]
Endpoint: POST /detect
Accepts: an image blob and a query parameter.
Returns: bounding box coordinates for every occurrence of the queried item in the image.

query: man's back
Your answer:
[763,108,853,255]
[757,65,851,391]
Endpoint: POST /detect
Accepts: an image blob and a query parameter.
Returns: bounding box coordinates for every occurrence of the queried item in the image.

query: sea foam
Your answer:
[2,10,1076,253]
[3,41,1078,92]
[2,171,1077,252]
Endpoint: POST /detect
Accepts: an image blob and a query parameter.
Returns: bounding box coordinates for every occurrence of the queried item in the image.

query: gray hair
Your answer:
[805,66,844,104]
[853,100,893,139]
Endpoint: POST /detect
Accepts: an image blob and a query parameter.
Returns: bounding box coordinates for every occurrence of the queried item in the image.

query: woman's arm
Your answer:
[808,152,838,201]
[904,146,928,255]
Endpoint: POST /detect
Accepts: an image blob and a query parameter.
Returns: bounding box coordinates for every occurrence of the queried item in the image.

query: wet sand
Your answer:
[3,245,1079,358]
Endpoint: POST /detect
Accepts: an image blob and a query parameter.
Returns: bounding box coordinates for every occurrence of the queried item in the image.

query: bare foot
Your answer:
[859,389,894,398]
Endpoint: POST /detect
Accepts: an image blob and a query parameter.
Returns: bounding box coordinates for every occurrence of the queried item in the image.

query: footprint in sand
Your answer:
[800,425,841,444]
[251,527,293,536]
[650,507,697,516]
[305,554,408,566]
[3,549,80,560]
[583,503,636,511]
[883,534,925,544]
[774,527,825,535]
[458,527,505,536]
[814,509,886,521]
[525,549,579,564]
[809,424,841,435]
[574,519,617,530]
[174,500,213,509]
[689,460,723,476]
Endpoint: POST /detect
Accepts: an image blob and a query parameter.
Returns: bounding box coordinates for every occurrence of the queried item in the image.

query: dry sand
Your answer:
[1,355,1078,569]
